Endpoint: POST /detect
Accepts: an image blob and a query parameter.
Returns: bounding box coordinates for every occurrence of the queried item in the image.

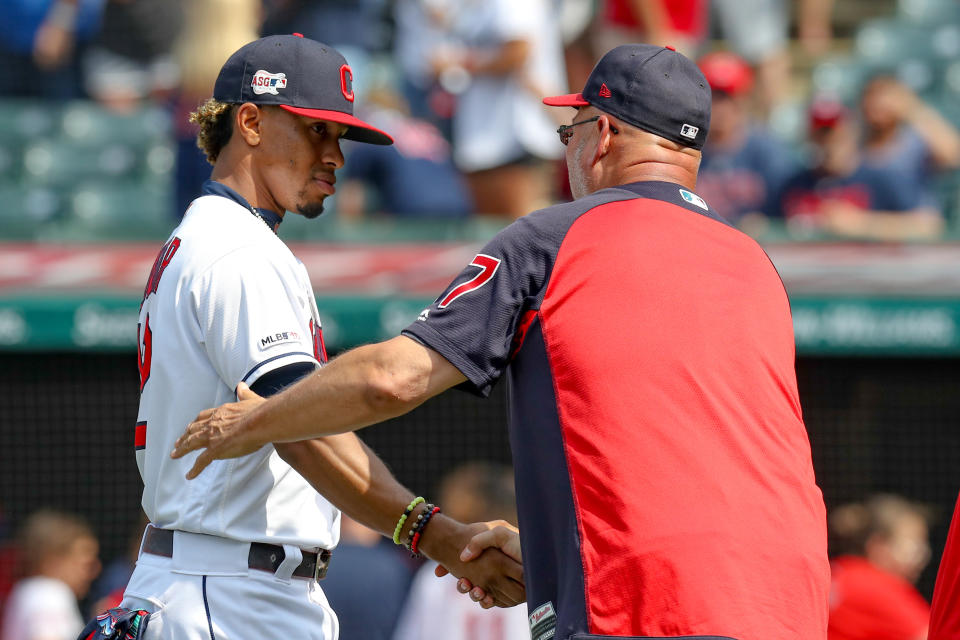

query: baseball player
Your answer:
[121,34,522,640]
[175,44,831,639]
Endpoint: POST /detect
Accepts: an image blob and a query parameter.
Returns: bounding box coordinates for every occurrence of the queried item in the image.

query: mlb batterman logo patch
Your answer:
[680,123,699,139]
[251,70,288,95]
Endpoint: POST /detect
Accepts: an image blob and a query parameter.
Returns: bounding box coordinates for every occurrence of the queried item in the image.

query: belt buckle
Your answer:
[314,549,331,581]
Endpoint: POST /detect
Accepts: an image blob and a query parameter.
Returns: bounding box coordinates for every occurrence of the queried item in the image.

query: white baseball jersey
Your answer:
[134,185,340,550]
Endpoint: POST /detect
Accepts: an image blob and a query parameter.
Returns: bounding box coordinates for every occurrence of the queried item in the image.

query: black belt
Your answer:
[142,527,331,581]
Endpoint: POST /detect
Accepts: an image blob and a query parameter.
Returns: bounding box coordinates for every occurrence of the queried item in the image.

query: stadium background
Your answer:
[2,0,960,617]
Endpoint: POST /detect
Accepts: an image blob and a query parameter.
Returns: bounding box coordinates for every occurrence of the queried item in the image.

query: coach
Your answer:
[174,44,830,639]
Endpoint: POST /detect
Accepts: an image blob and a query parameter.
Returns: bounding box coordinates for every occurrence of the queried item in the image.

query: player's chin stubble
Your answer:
[298,201,325,219]
[295,188,326,219]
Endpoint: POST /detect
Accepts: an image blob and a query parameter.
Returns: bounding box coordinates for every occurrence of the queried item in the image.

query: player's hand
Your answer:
[435,520,522,608]
[171,382,269,479]
[420,517,524,609]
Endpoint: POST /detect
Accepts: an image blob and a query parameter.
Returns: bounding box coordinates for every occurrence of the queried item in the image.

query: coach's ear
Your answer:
[235,102,263,147]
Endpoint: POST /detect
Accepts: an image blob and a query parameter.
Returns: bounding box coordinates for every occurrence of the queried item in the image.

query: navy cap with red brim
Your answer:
[542,93,590,107]
[280,105,393,145]
[214,35,394,145]
[540,44,712,150]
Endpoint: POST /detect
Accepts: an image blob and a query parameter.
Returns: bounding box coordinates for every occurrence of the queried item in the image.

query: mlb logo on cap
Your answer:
[214,34,392,145]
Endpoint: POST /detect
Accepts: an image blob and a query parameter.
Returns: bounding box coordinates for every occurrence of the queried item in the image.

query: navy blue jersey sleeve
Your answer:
[402,216,553,397]
[402,187,640,397]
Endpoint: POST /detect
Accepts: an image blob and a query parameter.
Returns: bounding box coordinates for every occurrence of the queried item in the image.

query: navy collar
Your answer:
[201,180,284,232]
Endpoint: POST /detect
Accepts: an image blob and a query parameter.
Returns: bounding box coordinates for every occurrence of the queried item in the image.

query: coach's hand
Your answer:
[436,521,522,608]
[420,517,525,609]
[172,382,269,479]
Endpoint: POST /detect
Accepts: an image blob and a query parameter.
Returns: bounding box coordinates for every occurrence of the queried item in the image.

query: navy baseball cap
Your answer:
[214,34,393,145]
[543,44,711,150]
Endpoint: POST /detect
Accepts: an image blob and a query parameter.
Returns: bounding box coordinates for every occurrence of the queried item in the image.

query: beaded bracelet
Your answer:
[393,497,425,545]
[405,503,435,551]
[410,505,441,557]
[405,503,433,547]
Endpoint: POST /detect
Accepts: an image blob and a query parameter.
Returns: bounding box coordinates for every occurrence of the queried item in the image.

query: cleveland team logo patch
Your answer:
[529,602,557,640]
[251,70,288,95]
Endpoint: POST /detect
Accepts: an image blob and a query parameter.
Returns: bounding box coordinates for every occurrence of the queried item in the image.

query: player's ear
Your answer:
[593,116,614,163]
[235,102,263,147]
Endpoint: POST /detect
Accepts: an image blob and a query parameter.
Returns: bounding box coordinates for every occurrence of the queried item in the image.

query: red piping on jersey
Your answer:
[509,310,539,360]
[134,421,147,449]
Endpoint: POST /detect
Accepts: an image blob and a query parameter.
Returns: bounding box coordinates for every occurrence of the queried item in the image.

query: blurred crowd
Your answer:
[3,0,960,239]
[0,487,938,640]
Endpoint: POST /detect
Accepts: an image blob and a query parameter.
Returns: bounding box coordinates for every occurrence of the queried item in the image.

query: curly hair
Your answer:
[190,98,236,165]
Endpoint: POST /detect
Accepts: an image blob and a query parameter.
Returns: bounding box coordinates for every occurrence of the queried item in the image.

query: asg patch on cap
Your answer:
[251,70,288,95]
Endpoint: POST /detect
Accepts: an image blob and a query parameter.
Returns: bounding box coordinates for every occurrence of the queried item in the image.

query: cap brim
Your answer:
[280,105,394,145]
[542,93,590,107]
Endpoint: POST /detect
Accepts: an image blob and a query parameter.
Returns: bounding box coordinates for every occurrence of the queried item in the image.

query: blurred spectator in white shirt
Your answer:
[0,510,101,640]
[429,0,567,218]
[393,462,528,640]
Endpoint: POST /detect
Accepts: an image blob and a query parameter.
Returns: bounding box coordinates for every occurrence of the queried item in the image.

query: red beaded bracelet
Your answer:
[410,505,441,556]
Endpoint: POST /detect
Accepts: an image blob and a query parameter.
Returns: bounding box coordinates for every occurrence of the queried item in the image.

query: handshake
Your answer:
[171,383,526,609]
[414,515,524,609]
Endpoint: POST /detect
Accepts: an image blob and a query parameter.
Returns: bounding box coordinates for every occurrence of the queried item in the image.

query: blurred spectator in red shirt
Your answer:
[930,492,960,640]
[696,52,797,232]
[827,495,932,640]
[860,74,960,211]
[776,96,943,240]
[595,0,707,58]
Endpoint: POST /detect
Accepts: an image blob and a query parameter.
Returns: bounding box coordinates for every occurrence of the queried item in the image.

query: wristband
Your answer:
[393,497,425,545]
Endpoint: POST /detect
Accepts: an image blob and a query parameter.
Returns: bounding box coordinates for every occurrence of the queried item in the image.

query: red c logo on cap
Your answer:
[339,65,354,102]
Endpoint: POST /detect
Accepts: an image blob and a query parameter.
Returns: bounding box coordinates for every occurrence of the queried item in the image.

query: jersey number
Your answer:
[438,254,501,309]
[137,314,152,392]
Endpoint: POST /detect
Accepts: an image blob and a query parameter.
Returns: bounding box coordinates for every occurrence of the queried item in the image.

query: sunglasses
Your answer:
[557,116,619,145]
